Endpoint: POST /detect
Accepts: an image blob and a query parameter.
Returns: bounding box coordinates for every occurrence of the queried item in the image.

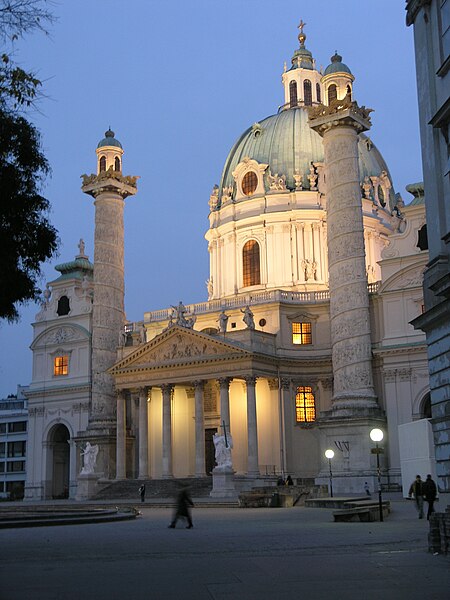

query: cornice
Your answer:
[406,0,431,27]
[25,384,90,399]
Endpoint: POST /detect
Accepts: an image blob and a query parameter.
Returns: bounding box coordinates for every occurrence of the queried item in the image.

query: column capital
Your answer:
[281,378,291,390]
[308,102,372,137]
[193,380,206,390]
[218,377,231,389]
[160,383,174,394]
[244,375,257,387]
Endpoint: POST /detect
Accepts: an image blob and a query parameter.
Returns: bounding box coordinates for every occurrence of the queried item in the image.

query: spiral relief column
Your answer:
[309,102,379,416]
[80,129,138,479]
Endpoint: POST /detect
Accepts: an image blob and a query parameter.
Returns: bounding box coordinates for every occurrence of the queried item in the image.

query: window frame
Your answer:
[289,80,298,108]
[292,321,312,345]
[295,386,316,424]
[53,355,69,377]
[303,79,312,106]
[242,240,261,287]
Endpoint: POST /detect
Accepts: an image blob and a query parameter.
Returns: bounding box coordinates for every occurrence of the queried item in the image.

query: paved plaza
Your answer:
[1,496,449,600]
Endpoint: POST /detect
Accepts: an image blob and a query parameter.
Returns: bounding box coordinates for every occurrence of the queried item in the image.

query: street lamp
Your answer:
[325,449,334,498]
[370,428,384,522]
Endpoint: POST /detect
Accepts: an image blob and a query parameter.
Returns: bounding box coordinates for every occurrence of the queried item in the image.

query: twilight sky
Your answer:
[0,0,422,397]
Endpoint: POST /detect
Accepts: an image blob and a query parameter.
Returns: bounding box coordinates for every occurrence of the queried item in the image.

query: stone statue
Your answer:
[78,238,86,257]
[80,442,99,475]
[42,284,51,306]
[293,169,303,190]
[118,327,128,348]
[222,185,233,202]
[139,322,147,344]
[268,171,287,191]
[218,310,229,333]
[213,432,233,471]
[172,301,188,327]
[308,163,318,191]
[241,305,255,330]
[209,185,219,210]
[302,259,317,281]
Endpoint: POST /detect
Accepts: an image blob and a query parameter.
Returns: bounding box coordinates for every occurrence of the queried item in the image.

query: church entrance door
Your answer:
[205,428,217,475]
[49,424,70,499]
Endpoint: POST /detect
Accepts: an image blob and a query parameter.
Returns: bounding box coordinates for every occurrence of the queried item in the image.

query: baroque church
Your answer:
[24,24,432,501]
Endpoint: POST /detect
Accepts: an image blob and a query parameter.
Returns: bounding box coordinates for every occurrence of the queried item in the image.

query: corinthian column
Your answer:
[138,387,149,479]
[161,384,173,478]
[309,101,378,415]
[245,376,259,477]
[193,380,206,477]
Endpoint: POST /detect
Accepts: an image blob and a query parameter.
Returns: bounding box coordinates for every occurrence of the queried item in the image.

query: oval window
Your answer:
[242,171,258,196]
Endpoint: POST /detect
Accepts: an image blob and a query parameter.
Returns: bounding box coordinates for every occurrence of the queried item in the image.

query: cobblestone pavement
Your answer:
[1,497,449,600]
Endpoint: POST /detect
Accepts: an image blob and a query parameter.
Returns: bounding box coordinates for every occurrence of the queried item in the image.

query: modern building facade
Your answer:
[406,0,450,495]
[25,23,432,499]
[0,386,28,500]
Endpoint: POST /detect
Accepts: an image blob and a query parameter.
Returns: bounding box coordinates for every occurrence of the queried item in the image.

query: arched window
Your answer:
[295,386,316,423]
[346,84,352,99]
[242,171,258,196]
[243,240,261,287]
[328,84,337,104]
[114,156,121,172]
[57,295,70,316]
[303,79,312,106]
[417,224,428,251]
[420,393,432,419]
[99,156,106,172]
[316,82,321,103]
[289,80,298,108]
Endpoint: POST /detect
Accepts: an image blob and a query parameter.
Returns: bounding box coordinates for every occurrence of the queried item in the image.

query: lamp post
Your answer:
[325,449,334,498]
[370,428,384,522]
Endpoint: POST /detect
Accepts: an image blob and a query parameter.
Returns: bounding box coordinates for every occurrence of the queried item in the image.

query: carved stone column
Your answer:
[280,378,291,474]
[218,377,231,434]
[309,103,379,416]
[116,390,126,480]
[194,380,206,477]
[161,384,173,478]
[245,376,259,477]
[138,387,149,479]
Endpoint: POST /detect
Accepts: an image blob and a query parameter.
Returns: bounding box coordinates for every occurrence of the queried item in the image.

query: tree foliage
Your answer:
[0,0,59,321]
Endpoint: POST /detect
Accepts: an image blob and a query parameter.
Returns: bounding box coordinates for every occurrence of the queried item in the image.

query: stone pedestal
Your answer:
[210,468,238,499]
[75,472,103,500]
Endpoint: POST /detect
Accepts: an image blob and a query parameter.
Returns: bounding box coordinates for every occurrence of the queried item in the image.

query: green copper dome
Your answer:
[324,52,352,75]
[97,128,123,149]
[219,106,394,207]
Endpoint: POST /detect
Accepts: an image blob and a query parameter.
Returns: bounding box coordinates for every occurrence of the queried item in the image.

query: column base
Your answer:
[210,467,238,499]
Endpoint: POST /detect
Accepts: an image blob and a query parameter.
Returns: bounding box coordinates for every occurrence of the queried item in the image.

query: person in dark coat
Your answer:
[408,475,425,518]
[286,475,294,486]
[423,474,437,520]
[168,486,194,528]
[138,484,146,503]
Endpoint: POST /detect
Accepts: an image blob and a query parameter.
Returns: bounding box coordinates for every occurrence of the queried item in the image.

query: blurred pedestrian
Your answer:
[423,474,437,520]
[286,475,294,486]
[168,486,194,529]
[138,484,146,503]
[364,482,371,497]
[408,475,424,519]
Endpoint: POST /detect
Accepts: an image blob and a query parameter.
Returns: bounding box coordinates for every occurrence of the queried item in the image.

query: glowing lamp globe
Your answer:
[370,428,384,442]
[325,449,335,459]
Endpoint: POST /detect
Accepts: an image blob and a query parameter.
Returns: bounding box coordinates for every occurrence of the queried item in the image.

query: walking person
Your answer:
[408,474,425,518]
[168,486,194,529]
[138,483,146,503]
[423,474,437,520]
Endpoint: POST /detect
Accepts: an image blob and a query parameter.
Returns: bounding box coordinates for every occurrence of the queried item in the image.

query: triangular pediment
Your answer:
[109,325,252,374]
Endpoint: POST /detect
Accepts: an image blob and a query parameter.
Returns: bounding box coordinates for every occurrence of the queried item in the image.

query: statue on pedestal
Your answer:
[213,432,233,471]
[80,442,99,475]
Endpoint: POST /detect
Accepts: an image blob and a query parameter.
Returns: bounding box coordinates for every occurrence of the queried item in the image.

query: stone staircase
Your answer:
[93,477,213,501]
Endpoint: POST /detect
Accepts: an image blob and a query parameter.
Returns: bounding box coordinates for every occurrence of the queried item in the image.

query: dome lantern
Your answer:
[322,51,355,106]
[95,127,124,175]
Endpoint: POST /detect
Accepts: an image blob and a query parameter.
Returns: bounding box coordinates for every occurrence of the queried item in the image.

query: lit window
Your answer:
[289,80,298,107]
[99,156,106,172]
[292,322,312,345]
[316,82,321,103]
[296,386,316,423]
[328,84,337,104]
[243,240,261,287]
[242,171,258,196]
[303,79,312,106]
[54,355,68,376]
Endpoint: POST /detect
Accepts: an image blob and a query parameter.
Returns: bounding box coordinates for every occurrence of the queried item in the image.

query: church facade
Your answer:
[25,24,431,500]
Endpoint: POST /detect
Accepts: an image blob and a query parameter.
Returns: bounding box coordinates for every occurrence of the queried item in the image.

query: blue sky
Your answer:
[0,0,422,396]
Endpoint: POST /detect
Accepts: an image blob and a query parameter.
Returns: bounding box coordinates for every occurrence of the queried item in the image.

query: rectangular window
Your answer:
[0,462,5,473]
[0,442,5,458]
[0,423,6,434]
[292,322,312,345]
[7,441,26,458]
[8,421,27,433]
[7,461,25,472]
[296,386,316,423]
[54,355,69,376]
